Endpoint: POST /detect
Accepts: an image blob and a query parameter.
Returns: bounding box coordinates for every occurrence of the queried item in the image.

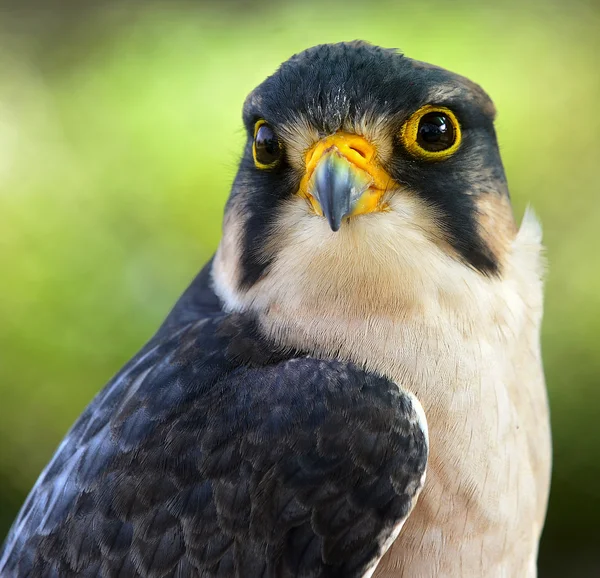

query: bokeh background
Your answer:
[0,0,599,575]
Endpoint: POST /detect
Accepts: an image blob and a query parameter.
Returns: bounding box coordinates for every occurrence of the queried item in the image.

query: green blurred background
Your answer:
[0,0,599,575]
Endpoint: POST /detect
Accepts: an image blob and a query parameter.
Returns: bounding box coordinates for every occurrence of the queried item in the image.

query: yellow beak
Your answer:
[298,133,395,231]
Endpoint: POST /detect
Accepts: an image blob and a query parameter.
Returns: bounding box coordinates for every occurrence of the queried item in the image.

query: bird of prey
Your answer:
[1,41,551,577]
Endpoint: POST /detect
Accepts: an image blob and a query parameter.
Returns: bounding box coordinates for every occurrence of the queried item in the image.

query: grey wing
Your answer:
[1,318,428,577]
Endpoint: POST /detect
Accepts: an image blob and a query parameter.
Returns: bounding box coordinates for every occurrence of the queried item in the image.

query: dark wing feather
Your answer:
[0,314,427,578]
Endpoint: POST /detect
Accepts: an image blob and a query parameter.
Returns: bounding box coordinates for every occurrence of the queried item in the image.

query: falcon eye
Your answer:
[253,120,282,169]
[400,105,461,160]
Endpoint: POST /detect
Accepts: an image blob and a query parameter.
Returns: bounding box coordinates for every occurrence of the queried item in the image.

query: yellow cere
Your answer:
[400,104,462,160]
[298,132,396,217]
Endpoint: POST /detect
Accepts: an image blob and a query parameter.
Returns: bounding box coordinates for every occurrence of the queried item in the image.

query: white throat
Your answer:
[212,199,544,389]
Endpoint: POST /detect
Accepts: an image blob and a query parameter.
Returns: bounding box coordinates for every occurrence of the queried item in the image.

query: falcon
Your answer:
[0,41,551,577]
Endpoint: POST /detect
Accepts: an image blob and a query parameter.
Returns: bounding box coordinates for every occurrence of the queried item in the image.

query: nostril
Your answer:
[349,145,368,159]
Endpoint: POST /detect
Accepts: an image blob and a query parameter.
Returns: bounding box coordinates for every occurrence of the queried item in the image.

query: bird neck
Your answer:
[212,209,544,387]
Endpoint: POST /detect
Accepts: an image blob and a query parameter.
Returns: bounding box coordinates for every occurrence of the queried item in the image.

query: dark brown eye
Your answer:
[253,121,282,168]
[400,106,461,160]
[416,112,456,152]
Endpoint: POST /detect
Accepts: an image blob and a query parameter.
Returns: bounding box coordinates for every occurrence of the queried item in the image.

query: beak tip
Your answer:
[325,208,344,232]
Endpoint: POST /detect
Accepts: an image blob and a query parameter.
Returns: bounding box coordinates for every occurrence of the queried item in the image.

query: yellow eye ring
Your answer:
[400,105,461,160]
[252,120,282,169]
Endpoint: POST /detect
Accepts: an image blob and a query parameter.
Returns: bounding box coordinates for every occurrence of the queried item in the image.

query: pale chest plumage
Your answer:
[373,298,550,577]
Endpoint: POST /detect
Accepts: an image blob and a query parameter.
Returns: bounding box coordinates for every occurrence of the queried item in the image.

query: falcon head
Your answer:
[213,42,518,325]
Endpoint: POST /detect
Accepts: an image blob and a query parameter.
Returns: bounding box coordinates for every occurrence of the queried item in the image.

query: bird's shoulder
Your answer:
[1,298,428,577]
